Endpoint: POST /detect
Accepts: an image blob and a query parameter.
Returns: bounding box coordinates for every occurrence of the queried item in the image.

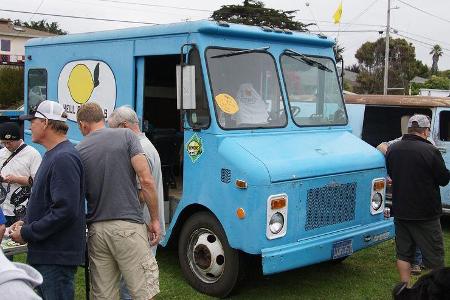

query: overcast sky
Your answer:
[2,0,450,71]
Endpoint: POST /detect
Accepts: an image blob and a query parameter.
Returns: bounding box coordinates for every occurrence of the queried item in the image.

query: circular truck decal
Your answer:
[58,60,116,121]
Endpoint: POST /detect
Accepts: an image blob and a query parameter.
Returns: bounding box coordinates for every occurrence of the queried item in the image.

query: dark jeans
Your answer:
[32,264,77,300]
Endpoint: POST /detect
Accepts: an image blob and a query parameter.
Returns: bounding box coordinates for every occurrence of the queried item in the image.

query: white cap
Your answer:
[20,100,67,121]
[407,114,430,128]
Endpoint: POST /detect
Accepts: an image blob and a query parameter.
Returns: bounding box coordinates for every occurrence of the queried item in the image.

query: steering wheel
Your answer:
[291,106,301,117]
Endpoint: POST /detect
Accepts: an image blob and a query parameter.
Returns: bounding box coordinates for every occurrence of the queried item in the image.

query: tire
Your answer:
[178,211,241,298]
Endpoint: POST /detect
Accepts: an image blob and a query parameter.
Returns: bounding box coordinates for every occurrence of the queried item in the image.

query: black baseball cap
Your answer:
[0,122,21,141]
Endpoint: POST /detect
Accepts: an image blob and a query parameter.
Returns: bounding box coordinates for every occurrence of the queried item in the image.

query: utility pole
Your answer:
[383,0,391,95]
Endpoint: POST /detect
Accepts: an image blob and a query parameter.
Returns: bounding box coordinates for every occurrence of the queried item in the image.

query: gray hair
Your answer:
[108,105,139,128]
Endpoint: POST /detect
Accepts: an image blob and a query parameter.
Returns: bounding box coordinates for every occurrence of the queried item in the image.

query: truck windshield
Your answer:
[206,48,286,129]
[280,52,347,126]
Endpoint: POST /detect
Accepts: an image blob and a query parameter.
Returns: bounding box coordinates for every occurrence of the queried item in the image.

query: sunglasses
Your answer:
[29,107,49,120]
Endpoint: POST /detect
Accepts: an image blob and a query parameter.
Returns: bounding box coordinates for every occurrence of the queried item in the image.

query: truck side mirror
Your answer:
[176,65,196,110]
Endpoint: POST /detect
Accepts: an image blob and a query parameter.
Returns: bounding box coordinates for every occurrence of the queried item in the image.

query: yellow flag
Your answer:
[333,2,343,24]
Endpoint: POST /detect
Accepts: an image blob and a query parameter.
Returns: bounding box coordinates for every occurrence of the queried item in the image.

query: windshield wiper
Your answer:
[211,46,270,58]
[284,49,332,72]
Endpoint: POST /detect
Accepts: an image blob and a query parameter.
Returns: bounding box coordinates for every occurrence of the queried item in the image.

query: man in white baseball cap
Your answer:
[12,100,86,300]
[20,100,68,122]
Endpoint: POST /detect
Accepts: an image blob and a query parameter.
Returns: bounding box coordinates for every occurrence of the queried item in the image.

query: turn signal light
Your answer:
[235,179,248,189]
[373,180,385,191]
[236,208,246,219]
[271,197,287,210]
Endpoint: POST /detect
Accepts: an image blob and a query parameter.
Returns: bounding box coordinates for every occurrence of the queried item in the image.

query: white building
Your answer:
[0,18,54,65]
[419,88,450,98]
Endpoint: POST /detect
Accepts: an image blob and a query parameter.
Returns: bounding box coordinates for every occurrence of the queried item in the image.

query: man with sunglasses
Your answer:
[10,100,86,300]
[0,122,41,229]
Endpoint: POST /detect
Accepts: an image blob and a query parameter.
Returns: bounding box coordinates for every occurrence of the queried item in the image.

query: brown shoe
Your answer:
[411,264,422,275]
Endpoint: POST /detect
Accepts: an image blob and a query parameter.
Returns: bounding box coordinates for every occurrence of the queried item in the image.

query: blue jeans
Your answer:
[120,275,132,300]
[32,264,77,300]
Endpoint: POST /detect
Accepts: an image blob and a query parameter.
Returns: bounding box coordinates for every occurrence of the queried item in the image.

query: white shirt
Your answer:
[0,142,42,216]
[137,133,165,256]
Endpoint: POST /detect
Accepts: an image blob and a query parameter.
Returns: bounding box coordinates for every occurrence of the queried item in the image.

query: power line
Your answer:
[301,18,384,28]
[393,32,450,52]
[310,29,383,33]
[0,8,158,25]
[304,2,322,34]
[396,0,450,24]
[341,0,380,32]
[94,0,212,13]
[393,28,450,48]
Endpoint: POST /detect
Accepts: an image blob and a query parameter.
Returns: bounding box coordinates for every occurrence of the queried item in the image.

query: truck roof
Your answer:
[25,20,335,48]
[344,94,450,108]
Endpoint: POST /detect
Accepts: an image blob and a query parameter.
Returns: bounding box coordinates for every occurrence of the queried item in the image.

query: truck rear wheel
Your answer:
[178,211,240,298]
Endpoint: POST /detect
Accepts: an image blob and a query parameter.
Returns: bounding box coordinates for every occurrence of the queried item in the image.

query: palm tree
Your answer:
[430,44,443,74]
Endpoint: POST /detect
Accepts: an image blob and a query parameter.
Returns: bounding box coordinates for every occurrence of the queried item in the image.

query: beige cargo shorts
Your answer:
[88,220,160,300]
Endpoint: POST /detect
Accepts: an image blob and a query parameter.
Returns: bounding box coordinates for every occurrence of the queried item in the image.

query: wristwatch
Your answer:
[28,176,33,186]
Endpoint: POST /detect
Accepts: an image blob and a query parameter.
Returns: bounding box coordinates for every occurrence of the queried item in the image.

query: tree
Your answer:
[0,67,24,109]
[345,63,360,73]
[430,44,443,74]
[334,43,345,63]
[437,69,450,79]
[423,75,450,90]
[414,60,430,79]
[354,37,418,94]
[13,19,67,35]
[211,0,311,32]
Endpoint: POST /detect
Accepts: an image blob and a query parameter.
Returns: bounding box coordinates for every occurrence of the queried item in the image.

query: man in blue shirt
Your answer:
[10,100,86,300]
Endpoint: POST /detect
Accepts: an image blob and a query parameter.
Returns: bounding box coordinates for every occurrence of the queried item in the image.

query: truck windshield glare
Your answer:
[280,54,347,126]
[206,48,287,129]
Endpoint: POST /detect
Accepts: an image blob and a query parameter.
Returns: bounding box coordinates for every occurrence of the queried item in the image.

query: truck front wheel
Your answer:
[178,211,240,298]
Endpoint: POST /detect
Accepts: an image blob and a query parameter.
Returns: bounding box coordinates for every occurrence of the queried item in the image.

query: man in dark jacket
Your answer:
[386,114,450,285]
[10,100,86,300]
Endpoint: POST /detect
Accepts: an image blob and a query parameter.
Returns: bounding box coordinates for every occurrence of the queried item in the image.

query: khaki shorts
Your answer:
[88,220,160,300]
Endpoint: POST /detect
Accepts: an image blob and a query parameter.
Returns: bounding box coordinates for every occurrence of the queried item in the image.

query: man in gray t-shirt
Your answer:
[76,103,161,300]
[76,127,144,223]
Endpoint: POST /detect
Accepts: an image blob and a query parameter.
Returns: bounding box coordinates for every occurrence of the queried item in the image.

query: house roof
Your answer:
[410,76,427,84]
[0,19,55,38]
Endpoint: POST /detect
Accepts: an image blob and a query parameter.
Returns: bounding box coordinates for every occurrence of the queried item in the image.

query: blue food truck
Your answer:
[23,21,393,297]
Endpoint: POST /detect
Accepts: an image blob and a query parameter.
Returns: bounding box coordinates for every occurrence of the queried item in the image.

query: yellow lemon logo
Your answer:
[67,63,100,104]
[215,93,239,115]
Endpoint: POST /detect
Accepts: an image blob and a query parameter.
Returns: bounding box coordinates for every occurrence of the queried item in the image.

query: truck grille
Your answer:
[305,182,357,231]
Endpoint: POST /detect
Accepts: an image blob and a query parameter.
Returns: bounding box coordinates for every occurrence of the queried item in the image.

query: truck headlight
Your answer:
[266,194,288,239]
[269,212,284,234]
[370,178,385,215]
[371,192,383,211]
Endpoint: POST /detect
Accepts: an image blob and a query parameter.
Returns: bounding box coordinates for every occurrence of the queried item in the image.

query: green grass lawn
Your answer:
[15,218,450,299]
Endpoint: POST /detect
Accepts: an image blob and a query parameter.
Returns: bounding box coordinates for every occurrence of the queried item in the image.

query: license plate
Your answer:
[332,239,353,259]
